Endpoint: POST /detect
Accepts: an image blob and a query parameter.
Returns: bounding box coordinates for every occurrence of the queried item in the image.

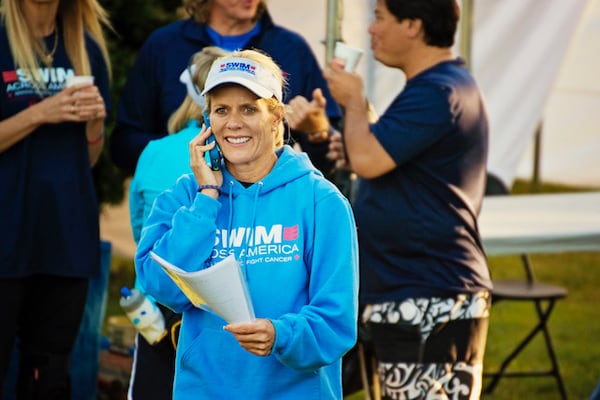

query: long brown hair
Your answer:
[181,0,267,25]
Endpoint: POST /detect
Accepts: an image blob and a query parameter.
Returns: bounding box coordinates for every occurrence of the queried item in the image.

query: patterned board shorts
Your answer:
[362,292,491,400]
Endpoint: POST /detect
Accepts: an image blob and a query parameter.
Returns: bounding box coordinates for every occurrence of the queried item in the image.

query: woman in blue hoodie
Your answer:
[135,49,359,399]
[127,46,227,400]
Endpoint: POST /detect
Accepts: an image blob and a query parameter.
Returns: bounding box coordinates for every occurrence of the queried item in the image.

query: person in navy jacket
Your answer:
[110,0,341,179]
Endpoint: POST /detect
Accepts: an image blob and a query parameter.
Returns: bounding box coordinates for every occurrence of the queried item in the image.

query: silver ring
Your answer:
[71,105,76,114]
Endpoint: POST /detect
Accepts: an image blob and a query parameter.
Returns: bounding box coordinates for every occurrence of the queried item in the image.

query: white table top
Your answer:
[478,191,600,255]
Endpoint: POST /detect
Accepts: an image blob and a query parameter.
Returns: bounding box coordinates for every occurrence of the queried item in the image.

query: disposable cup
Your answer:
[66,75,94,87]
[334,42,364,72]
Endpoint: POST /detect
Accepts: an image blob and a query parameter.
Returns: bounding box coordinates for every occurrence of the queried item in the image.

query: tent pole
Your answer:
[326,0,343,62]
[532,123,542,192]
[459,0,474,70]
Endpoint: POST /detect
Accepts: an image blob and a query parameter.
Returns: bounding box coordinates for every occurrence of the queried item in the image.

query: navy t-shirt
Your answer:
[0,25,111,278]
[355,59,492,304]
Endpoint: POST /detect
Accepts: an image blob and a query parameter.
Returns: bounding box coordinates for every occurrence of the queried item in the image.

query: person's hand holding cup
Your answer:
[65,75,95,88]
[334,42,364,72]
[65,75,104,121]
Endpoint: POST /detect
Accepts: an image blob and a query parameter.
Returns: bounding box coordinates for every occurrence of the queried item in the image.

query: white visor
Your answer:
[201,57,282,102]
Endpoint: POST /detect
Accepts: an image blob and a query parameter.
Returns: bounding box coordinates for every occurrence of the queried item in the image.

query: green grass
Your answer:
[482,252,600,399]
[104,179,600,399]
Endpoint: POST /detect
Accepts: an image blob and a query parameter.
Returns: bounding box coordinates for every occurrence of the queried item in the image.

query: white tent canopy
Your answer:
[269,0,600,188]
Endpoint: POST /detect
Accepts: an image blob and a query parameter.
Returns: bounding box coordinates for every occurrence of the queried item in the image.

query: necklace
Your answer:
[43,26,59,65]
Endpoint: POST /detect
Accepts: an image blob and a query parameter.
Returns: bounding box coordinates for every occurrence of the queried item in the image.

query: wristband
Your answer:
[197,184,222,195]
[87,132,104,145]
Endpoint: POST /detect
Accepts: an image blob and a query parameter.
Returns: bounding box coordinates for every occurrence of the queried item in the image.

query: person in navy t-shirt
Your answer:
[324,0,493,398]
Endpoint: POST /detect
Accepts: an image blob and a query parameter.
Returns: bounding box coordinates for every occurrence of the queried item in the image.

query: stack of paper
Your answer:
[150,252,255,323]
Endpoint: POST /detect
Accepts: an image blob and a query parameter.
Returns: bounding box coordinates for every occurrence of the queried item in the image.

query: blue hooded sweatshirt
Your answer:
[135,146,358,399]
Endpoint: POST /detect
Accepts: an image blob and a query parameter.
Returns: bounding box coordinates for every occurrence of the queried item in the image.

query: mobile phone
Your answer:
[203,109,222,171]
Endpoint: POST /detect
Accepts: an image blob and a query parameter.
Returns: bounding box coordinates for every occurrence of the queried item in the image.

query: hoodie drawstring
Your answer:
[226,181,262,282]
[226,181,234,237]
[242,182,262,282]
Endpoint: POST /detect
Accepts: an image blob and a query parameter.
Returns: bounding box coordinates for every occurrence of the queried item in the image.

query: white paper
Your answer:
[150,252,255,323]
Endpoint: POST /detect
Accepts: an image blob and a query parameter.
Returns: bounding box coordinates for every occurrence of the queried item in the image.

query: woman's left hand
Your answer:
[224,318,275,357]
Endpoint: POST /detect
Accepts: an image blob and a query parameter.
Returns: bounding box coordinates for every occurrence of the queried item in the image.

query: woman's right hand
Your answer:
[189,125,223,197]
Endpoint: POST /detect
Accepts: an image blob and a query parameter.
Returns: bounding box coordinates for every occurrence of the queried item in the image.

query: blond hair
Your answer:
[205,49,287,148]
[181,0,266,25]
[0,0,112,91]
[167,46,229,133]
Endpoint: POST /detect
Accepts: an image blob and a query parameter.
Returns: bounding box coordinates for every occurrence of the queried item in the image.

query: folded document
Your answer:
[149,252,255,324]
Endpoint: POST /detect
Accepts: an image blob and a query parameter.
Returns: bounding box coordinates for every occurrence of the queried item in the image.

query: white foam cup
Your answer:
[334,42,364,72]
[66,75,94,87]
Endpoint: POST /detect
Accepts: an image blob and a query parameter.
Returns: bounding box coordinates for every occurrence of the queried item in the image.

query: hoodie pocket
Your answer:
[179,327,246,390]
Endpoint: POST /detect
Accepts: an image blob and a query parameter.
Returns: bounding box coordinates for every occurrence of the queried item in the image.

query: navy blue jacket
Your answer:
[110,11,341,175]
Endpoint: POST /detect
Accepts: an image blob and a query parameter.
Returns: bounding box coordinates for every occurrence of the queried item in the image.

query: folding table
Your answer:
[478,191,600,398]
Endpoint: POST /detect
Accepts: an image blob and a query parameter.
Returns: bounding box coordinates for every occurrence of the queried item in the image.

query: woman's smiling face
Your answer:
[208,84,280,180]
